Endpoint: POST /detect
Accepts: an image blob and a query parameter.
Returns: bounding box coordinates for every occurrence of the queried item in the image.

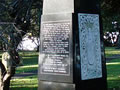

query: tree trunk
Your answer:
[0,49,20,90]
[0,69,12,90]
[36,45,39,52]
[0,2,31,88]
[116,34,120,48]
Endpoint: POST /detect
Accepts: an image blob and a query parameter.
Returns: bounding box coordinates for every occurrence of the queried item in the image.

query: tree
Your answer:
[101,0,120,15]
[101,0,120,32]
[101,0,120,47]
[0,0,42,89]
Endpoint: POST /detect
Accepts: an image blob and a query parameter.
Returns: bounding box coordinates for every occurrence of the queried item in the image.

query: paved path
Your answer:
[106,54,120,61]
[12,70,38,79]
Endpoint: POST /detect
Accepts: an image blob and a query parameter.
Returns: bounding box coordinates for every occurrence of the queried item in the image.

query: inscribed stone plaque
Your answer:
[78,13,102,80]
[40,21,71,75]
[39,14,73,83]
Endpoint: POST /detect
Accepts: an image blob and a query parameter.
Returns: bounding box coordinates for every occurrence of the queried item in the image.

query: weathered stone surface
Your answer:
[43,0,74,14]
[38,81,75,90]
[39,13,73,83]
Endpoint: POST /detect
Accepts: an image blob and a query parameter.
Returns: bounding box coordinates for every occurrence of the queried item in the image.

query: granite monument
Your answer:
[38,0,107,90]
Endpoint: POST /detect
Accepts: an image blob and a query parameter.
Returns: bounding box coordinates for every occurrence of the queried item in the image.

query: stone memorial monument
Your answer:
[38,0,107,90]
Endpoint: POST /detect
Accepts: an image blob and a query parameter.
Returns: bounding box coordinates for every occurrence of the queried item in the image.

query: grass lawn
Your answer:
[10,75,38,90]
[105,47,120,88]
[16,51,39,74]
[107,59,120,88]
[9,51,39,90]
[105,47,120,57]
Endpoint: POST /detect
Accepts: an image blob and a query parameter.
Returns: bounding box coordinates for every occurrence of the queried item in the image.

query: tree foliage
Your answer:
[101,0,120,33]
[0,0,42,89]
[101,0,120,16]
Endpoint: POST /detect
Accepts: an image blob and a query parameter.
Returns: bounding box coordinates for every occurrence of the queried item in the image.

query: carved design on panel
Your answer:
[78,13,102,80]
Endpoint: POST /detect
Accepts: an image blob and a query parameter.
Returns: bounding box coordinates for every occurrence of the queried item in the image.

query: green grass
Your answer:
[16,52,39,74]
[105,47,120,57]
[0,51,39,89]
[106,47,120,88]
[107,59,120,88]
[10,51,39,90]
[10,75,38,90]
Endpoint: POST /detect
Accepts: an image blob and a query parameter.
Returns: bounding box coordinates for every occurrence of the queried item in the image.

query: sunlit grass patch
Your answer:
[10,75,38,90]
[107,58,120,88]
[19,51,38,57]
[106,62,120,65]
[105,47,120,57]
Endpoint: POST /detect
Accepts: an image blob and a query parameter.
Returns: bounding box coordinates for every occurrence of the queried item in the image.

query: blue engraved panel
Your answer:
[78,13,102,80]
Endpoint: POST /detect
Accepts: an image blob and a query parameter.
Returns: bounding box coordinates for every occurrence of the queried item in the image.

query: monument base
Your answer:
[38,81,75,90]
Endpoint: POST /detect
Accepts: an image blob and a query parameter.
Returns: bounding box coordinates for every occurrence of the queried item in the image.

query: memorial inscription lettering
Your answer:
[78,13,102,80]
[40,21,71,76]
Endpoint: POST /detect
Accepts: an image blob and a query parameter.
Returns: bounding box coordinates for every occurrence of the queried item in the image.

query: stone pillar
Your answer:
[38,0,107,90]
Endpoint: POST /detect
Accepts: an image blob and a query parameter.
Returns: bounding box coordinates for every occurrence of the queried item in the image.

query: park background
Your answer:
[0,0,120,90]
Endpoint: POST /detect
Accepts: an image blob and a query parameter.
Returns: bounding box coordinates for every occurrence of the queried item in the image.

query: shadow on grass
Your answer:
[22,55,38,57]
[23,57,38,65]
